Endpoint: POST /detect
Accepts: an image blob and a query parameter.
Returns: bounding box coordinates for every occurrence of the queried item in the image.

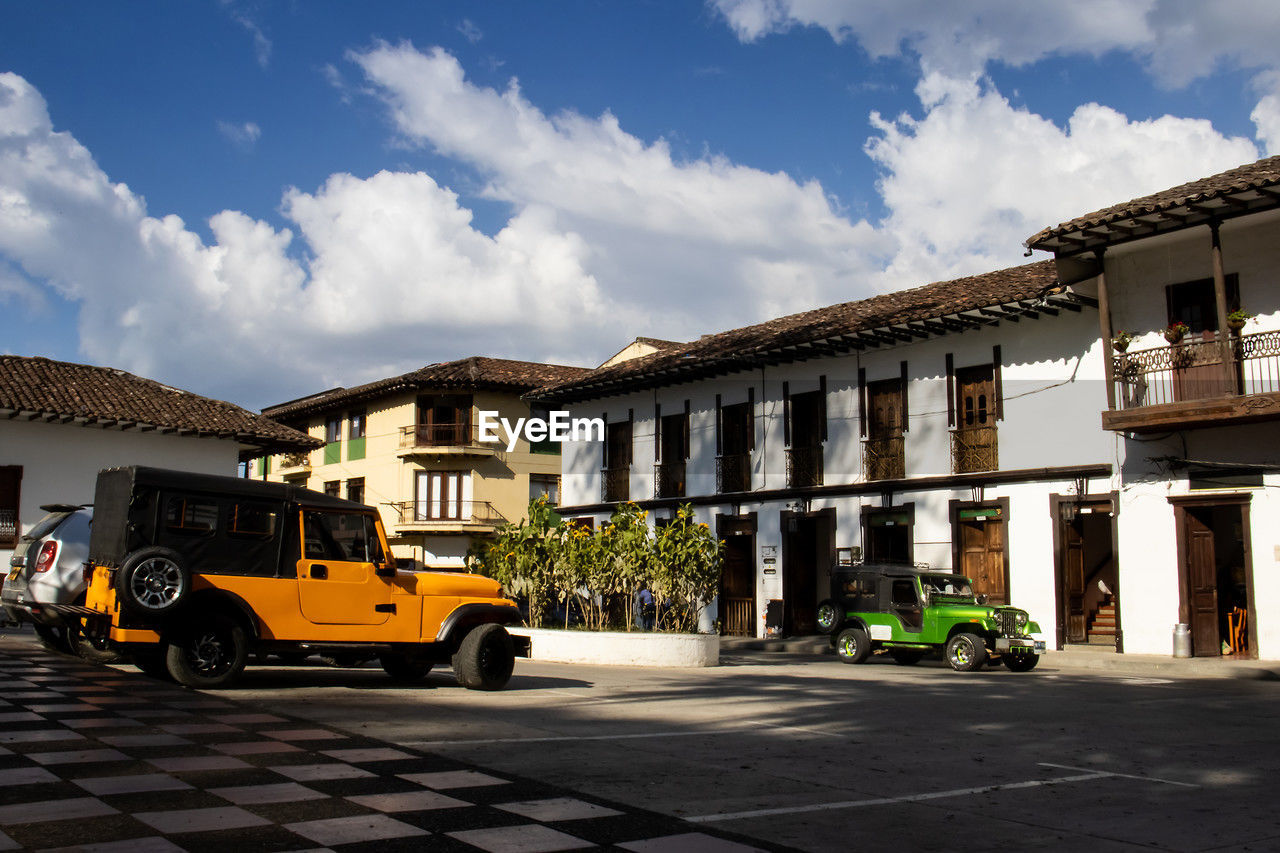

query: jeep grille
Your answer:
[996,609,1028,637]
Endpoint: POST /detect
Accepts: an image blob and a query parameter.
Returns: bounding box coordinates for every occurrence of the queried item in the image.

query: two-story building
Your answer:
[537,261,1116,645]
[1026,154,1280,660]
[259,356,588,570]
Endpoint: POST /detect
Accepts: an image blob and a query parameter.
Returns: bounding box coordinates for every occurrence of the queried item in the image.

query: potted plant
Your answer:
[1111,330,1135,352]
[1164,321,1190,344]
[1227,309,1254,333]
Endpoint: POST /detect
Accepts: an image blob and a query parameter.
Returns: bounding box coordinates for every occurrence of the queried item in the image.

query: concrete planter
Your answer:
[508,627,719,667]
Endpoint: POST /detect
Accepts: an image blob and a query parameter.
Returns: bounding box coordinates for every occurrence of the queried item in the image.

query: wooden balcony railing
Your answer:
[716,453,751,493]
[786,444,824,488]
[721,597,755,637]
[601,467,630,502]
[389,501,507,527]
[950,426,998,474]
[1113,329,1280,410]
[863,435,905,481]
[398,422,483,450]
[653,461,686,499]
[279,452,311,469]
[0,509,15,547]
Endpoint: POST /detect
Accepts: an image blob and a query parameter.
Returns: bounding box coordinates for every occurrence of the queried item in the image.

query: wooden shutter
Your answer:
[858,367,867,437]
[747,387,756,451]
[992,346,1004,421]
[683,400,690,459]
[654,403,662,462]
[715,394,723,455]
[783,382,791,447]
[818,375,828,442]
[945,353,955,427]
[899,361,909,432]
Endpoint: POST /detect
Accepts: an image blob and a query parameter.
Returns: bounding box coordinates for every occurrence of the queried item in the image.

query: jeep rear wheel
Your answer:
[165,615,248,689]
[888,648,926,666]
[453,623,515,690]
[945,632,988,672]
[816,599,839,634]
[835,627,870,664]
[1003,650,1040,672]
[380,653,433,683]
[117,547,190,615]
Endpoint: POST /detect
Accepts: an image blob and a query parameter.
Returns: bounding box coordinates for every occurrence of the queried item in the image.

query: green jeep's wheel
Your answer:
[164,614,248,689]
[816,599,839,634]
[835,627,871,665]
[379,653,433,683]
[945,632,988,672]
[1003,650,1040,672]
[888,648,926,666]
[453,623,515,691]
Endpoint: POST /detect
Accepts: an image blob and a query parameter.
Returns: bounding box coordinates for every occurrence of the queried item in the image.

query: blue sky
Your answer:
[2,1,1278,408]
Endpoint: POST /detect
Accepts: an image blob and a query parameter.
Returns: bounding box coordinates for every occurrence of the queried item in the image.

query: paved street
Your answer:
[220,646,1280,852]
[0,631,1278,852]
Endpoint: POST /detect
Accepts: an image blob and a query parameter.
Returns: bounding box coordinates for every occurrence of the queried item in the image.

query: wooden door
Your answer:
[784,519,818,635]
[868,381,902,438]
[720,534,755,637]
[1185,508,1221,657]
[954,366,997,471]
[416,471,464,521]
[960,517,1006,605]
[1062,517,1087,643]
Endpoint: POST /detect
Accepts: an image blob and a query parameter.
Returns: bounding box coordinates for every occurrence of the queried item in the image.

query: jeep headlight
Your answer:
[1016,612,1028,629]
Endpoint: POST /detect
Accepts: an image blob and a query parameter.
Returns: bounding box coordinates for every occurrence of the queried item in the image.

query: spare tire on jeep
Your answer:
[116,547,190,615]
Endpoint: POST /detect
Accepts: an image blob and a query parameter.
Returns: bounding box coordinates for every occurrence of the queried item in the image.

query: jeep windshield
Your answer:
[919,574,976,603]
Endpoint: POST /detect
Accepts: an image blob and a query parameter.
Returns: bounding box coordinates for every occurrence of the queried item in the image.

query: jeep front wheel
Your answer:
[945,632,988,672]
[165,615,248,689]
[816,599,839,634]
[1003,650,1040,672]
[453,623,515,690]
[834,627,870,664]
[117,547,190,615]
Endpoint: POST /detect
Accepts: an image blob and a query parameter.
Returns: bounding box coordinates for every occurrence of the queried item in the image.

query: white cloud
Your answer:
[351,42,888,325]
[222,2,272,68]
[0,71,614,406]
[217,120,261,149]
[709,0,1280,86]
[865,73,1260,287]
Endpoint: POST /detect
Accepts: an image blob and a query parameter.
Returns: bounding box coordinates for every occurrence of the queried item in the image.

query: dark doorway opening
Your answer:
[1052,497,1118,649]
[717,514,756,637]
[781,508,835,635]
[863,506,913,565]
[1172,496,1254,658]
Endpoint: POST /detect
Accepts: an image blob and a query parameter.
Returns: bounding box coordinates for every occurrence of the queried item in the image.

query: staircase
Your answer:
[1087,595,1117,644]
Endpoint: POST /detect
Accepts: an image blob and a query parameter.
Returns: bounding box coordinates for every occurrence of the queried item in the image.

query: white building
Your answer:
[1026,154,1280,660]
[0,356,317,562]
[538,261,1115,648]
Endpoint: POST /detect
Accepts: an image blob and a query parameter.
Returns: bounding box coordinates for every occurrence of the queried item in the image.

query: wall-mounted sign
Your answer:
[761,545,777,559]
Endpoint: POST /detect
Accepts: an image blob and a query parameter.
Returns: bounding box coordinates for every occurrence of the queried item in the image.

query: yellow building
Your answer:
[257,357,588,569]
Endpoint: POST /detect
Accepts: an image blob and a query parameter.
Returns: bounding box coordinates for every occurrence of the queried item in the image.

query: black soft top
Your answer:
[90,466,370,569]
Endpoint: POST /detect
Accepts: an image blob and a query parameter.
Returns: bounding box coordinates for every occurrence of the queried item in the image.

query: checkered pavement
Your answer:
[0,640,784,852]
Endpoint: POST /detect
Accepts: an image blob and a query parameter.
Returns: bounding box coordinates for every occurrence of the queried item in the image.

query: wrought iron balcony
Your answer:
[951,426,999,474]
[601,466,630,502]
[397,423,496,456]
[716,454,751,494]
[1107,328,1280,432]
[278,452,311,470]
[389,500,507,529]
[653,461,686,499]
[862,435,905,481]
[786,444,824,488]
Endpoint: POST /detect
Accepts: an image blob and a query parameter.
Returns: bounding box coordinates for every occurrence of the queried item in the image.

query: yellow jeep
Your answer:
[79,467,525,689]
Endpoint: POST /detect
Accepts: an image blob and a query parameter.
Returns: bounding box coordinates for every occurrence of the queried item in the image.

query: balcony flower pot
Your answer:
[1164,322,1190,344]
[1111,330,1134,353]
[1227,310,1253,334]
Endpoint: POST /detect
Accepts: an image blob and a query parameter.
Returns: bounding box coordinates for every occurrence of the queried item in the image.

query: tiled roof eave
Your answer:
[0,407,321,451]
[537,291,1093,404]
[1028,179,1280,256]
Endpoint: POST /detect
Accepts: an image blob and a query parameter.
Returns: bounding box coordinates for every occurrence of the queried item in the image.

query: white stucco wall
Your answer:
[1,419,240,560]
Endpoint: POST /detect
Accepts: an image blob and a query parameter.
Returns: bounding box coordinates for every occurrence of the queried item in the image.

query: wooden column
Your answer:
[1209,221,1239,395]
[1093,248,1117,411]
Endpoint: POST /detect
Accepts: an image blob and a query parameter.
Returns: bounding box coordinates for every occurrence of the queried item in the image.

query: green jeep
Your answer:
[817,564,1045,672]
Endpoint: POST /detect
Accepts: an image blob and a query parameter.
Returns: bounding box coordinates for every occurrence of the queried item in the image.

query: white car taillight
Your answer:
[33,541,58,573]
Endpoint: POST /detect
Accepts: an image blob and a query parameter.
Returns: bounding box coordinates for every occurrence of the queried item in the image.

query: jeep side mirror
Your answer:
[375,564,396,578]
[976,594,989,605]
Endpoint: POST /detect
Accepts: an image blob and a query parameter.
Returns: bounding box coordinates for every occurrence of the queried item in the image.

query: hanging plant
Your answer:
[1227,309,1254,333]
[1111,330,1135,352]
[1164,321,1190,344]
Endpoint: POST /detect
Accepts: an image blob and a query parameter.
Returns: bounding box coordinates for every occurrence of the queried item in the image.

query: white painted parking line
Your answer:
[1037,762,1199,788]
[686,772,1111,823]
